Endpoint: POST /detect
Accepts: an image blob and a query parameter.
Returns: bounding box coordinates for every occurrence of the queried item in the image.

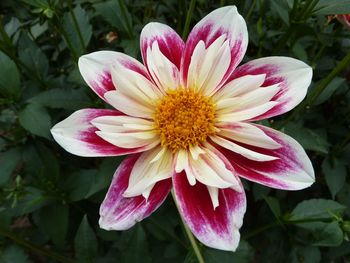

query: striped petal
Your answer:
[50,109,152,157]
[173,172,246,251]
[181,6,248,94]
[141,23,184,91]
[219,124,315,190]
[227,57,312,120]
[99,154,172,230]
[78,51,151,101]
[123,146,174,199]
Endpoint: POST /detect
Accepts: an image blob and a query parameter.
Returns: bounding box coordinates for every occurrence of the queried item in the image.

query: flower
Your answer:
[337,14,350,30]
[51,6,315,251]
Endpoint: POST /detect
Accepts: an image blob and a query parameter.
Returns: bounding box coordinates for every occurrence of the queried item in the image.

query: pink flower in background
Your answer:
[337,14,350,30]
[51,6,314,251]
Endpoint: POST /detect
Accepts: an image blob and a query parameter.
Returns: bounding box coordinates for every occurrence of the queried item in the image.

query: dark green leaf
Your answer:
[0,147,21,186]
[314,0,350,15]
[18,103,51,139]
[62,5,92,56]
[0,51,21,99]
[322,158,346,198]
[313,222,344,247]
[289,246,321,263]
[28,88,91,110]
[290,199,346,221]
[0,245,33,263]
[204,240,254,263]
[74,215,98,262]
[38,203,68,246]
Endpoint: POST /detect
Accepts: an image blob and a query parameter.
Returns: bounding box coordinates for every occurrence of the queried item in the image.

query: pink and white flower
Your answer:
[337,14,350,30]
[51,6,314,251]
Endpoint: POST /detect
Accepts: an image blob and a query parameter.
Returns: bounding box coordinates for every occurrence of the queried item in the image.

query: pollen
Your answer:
[154,89,216,152]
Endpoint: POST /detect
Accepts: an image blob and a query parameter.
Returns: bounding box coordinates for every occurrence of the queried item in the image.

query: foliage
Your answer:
[0,0,350,262]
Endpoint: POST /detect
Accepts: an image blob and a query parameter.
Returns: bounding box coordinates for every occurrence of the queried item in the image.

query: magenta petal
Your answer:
[227,57,312,120]
[173,172,246,251]
[141,22,185,71]
[218,124,315,190]
[78,51,151,101]
[181,6,248,88]
[51,109,153,157]
[99,154,172,230]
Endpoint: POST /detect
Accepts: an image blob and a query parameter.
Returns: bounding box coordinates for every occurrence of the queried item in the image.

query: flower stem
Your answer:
[276,51,350,129]
[171,191,205,263]
[182,0,196,39]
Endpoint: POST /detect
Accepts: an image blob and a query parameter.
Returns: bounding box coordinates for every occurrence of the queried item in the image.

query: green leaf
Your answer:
[0,245,33,263]
[18,34,49,79]
[314,0,350,15]
[290,199,346,221]
[203,240,254,263]
[265,196,281,219]
[289,246,321,263]
[0,51,21,99]
[313,222,344,247]
[28,88,91,110]
[74,215,98,262]
[62,5,92,56]
[121,225,151,263]
[18,103,51,139]
[314,77,346,105]
[38,203,68,247]
[63,169,97,202]
[322,158,346,198]
[269,0,290,25]
[0,147,21,186]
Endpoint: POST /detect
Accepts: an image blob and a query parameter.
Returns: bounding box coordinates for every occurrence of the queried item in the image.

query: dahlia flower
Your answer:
[51,6,315,251]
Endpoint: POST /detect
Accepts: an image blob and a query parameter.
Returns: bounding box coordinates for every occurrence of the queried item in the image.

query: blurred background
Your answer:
[0,0,349,262]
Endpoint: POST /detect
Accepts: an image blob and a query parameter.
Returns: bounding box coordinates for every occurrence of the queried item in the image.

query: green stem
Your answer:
[0,227,77,263]
[182,0,196,39]
[67,0,85,52]
[277,51,350,129]
[171,191,205,263]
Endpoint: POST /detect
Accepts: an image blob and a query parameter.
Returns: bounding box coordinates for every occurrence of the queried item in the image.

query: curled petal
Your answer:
[181,6,248,94]
[50,109,152,157]
[99,154,172,230]
[78,51,151,101]
[227,57,312,120]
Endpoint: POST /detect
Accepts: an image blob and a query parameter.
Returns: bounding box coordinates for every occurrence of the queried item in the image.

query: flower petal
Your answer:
[99,154,172,230]
[78,51,151,101]
[141,23,184,91]
[123,146,174,199]
[219,124,315,190]
[51,109,152,157]
[227,57,312,120]
[173,172,246,251]
[92,115,159,149]
[181,6,248,94]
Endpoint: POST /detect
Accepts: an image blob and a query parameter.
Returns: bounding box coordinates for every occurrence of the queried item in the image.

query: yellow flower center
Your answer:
[154,89,216,152]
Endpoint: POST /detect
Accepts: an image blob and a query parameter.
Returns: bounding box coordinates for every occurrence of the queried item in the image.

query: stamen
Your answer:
[154,89,216,152]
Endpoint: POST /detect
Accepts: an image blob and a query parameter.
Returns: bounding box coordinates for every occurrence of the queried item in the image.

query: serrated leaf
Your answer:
[18,103,51,139]
[0,51,21,99]
[322,158,346,199]
[74,216,98,262]
[290,199,346,221]
[28,88,91,110]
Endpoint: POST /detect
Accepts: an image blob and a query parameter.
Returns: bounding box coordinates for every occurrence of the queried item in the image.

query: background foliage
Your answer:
[0,0,350,262]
